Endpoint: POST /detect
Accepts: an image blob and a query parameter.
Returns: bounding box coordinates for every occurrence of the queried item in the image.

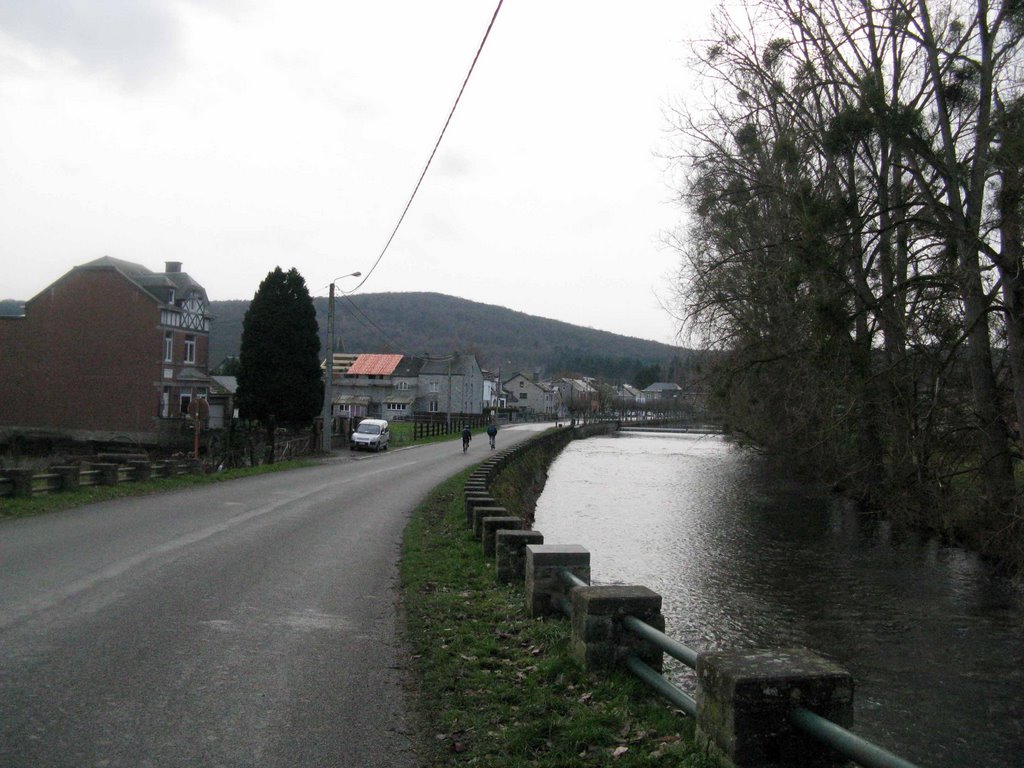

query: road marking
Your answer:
[1,483,368,629]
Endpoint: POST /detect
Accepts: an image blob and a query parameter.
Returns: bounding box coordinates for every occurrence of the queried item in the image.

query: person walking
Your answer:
[462,425,472,453]
[486,422,497,450]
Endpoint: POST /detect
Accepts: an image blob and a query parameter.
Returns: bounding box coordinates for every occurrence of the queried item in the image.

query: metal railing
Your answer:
[556,568,922,768]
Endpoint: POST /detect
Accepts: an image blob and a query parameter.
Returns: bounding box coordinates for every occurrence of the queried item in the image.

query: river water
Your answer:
[532,432,1024,768]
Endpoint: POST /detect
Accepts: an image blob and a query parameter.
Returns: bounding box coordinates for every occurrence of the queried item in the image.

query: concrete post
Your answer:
[471,506,507,538]
[53,465,81,491]
[480,516,522,557]
[465,495,496,530]
[93,463,119,486]
[495,530,544,582]
[570,585,665,672]
[128,461,152,482]
[696,649,854,768]
[464,485,489,503]
[7,469,35,498]
[525,544,590,618]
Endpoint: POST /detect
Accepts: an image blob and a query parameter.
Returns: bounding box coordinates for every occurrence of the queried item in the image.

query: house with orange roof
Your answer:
[327,352,483,420]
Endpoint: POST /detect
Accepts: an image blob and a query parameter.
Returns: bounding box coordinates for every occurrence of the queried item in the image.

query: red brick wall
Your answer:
[0,268,163,435]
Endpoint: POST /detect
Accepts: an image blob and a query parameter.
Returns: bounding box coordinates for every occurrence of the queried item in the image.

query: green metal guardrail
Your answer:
[556,568,922,768]
[789,707,921,768]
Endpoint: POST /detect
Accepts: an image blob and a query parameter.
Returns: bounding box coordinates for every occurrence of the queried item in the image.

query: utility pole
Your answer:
[321,282,336,453]
[320,270,361,453]
[446,354,453,432]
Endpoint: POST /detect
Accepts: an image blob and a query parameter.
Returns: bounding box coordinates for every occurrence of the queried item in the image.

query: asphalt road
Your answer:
[0,424,547,767]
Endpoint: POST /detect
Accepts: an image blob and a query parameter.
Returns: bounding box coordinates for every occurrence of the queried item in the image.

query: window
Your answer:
[429,382,439,393]
[180,394,191,415]
[385,402,405,412]
[519,392,528,401]
[164,332,173,362]
[519,381,525,388]
[184,335,196,364]
[397,381,409,391]
[161,387,171,417]
[429,401,439,412]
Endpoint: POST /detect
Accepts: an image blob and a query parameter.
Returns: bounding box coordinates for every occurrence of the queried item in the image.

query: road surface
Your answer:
[0,424,547,767]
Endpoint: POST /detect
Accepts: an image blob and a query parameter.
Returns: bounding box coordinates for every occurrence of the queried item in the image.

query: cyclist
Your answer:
[462,425,472,452]
[486,422,497,449]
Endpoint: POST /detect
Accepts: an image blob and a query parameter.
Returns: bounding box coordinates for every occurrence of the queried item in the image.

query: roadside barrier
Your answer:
[0,459,201,499]
[475,427,922,768]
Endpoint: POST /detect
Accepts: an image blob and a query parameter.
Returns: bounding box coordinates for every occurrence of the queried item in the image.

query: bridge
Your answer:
[618,424,724,435]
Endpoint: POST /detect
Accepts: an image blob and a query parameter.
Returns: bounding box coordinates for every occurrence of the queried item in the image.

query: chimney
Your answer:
[165,261,182,274]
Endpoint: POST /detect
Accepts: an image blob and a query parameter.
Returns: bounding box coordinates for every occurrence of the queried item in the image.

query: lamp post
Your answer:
[321,271,361,452]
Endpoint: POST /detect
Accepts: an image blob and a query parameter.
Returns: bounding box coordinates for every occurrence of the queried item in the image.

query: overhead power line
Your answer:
[350,0,505,294]
[340,293,402,353]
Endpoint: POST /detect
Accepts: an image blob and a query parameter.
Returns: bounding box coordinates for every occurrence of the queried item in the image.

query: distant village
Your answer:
[0,258,703,450]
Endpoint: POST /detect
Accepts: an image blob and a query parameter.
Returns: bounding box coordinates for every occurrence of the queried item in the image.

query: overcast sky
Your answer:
[0,0,717,346]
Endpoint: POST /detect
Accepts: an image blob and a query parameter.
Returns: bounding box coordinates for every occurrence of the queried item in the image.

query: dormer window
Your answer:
[168,288,175,305]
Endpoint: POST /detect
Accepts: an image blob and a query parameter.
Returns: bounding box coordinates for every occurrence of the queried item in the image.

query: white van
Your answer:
[350,418,390,452]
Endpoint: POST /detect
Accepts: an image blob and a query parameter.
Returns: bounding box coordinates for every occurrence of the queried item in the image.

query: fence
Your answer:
[273,434,313,462]
[466,426,923,768]
[412,412,490,440]
[0,459,201,499]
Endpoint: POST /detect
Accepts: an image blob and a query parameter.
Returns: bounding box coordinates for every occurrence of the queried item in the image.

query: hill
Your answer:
[210,292,692,381]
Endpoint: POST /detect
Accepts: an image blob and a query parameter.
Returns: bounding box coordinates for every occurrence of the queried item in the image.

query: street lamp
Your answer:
[321,271,361,452]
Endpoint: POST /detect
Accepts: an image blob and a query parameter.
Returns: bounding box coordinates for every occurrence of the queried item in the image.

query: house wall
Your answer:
[0,269,163,439]
[415,373,459,414]
[506,374,547,414]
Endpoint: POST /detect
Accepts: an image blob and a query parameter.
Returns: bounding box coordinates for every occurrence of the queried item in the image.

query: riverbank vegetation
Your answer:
[401,469,718,767]
[669,0,1024,575]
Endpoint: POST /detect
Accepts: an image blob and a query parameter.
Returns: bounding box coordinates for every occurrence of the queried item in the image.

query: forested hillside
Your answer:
[210,292,692,381]
[1,291,693,381]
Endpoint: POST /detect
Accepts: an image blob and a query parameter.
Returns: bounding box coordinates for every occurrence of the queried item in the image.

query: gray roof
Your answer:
[176,367,211,383]
[76,256,208,306]
[419,354,478,376]
[643,382,683,392]
[211,375,238,394]
[392,356,424,377]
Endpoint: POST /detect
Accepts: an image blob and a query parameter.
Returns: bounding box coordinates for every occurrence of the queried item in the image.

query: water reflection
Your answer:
[533,433,1024,768]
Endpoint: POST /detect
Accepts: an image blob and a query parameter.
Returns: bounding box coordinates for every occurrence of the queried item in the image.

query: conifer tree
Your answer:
[237,267,323,427]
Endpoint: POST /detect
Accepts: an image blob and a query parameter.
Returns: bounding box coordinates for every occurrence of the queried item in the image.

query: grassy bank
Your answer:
[401,468,718,768]
[0,459,316,519]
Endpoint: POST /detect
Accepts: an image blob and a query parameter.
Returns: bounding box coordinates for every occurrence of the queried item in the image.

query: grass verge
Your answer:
[390,422,490,450]
[0,459,317,520]
[401,468,719,767]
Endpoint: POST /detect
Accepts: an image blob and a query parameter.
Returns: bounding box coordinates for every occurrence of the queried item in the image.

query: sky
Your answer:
[0,0,718,346]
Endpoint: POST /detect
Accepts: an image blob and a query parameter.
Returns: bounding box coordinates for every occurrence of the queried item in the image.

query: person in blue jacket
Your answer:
[486,422,497,449]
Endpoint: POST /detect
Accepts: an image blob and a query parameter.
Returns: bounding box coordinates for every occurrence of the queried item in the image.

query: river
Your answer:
[532,432,1024,768]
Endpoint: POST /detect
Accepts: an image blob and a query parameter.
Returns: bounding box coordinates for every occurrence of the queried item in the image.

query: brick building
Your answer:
[0,257,214,445]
